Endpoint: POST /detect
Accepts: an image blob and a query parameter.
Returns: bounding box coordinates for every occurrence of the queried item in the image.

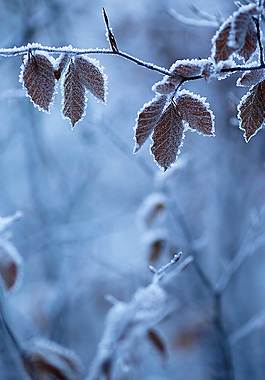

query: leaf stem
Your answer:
[254,16,264,66]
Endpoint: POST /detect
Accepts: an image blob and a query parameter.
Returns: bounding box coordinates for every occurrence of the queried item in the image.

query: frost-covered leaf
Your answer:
[147,329,167,358]
[54,54,69,80]
[134,95,167,152]
[22,338,83,380]
[152,59,208,95]
[238,80,265,141]
[0,239,22,290]
[151,104,185,170]
[212,19,235,63]
[138,193,167,227]
[170,59,207,78]
[237,18,257,61]
[152,78,179,95]
[21,53,55,112]
[75,56,107,102]
[229,4,258,49]
[175,90,215,135]
[237,67,265,87]
[63,61,85,127]
[212,4,259,63]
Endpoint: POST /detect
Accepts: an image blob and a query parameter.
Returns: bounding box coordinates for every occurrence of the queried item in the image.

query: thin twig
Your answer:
[254,16,264,66]
[102,8,119,52]
[0,42,264,81]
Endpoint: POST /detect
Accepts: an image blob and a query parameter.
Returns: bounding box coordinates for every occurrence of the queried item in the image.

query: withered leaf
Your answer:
[149,238,166,263]
[22,339,82,380]
[238,81,265,142]
[151,103,184,170]
[75,56,107,102]
[152,59,208,95]
[175,91,215,136]
[21,53,55,112]
[0,240,21,290]
[54,54,69,80]
[63,61,85,127]
[229,4,258,49]
[170,60,205,78]
[212,19,235,63]
[237,67,265,87]
[147,329,167,358]
[152,78,178,95]
[212,4,259,63]
[237,19,257,62]
[134,95,167,152]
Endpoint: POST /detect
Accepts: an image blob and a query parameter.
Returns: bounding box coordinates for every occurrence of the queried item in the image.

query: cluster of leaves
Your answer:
[134,1,265,169]
[20,52,107,127]
[14,1,265,170]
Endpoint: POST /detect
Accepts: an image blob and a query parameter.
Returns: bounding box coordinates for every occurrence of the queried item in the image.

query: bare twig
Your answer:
[254,16,264,65]
[230,308,265,345]
[168,8,220,28]
[150,252,182,281]
[102,8,119,52]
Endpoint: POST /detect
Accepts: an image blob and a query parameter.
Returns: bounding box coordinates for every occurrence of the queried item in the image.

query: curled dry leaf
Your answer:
[22,338,83,380]
[212,4,259,63]
[237,67,265,87]
[212,18,235,63]
[139,192,167,227]
[134,95,167,152]
[63,61,85,127]
[54,54,69,80]
[237,18,257,61]
[229,4,258,49]
[238,80,265,142]
[151,103,185,170]
[152,59,208,95]
[147,329,167,358]
[149,238,167,262]
[0,239,22,290]
[21,53,55,112]
[175,90,215,136]
[152,78,179,95]
[75,56,107,102]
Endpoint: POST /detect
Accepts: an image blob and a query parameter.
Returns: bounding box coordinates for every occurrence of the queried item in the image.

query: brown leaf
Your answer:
[238,81,265,141]
[212,5,259,63]
[212,19,235,63]
[237,67,265,87]
[152,78,178,95]
[229,4,258,49]
[147,329,167,358]
[170,60,205,78]
[151,103,184,170]
[152,59,208,95]
[175,91,215,136]
[21,53,55,112]
[22,339,82,380]
[149,239,166,262]
[0,240,21,290]
[134,95,167,152]
[237,18,257,61]
[75,56,107,102]
[63,61,86,127]
[54,54,69,80]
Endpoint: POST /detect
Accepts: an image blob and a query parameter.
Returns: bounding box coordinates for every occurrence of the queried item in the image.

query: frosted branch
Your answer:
[230,308,265,345]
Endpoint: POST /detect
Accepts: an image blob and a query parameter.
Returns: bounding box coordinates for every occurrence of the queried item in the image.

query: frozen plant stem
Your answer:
[254,17,264,65]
